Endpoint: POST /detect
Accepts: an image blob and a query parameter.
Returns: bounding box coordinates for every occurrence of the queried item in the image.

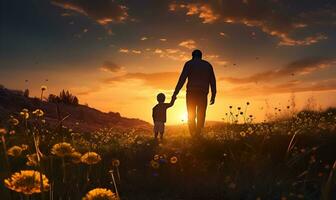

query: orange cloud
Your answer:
[103,72,180,90]
[100,61,121,73]
[221,57,336,84]
[179,39,196,49]
[224,79,336,97]
[170,1,332,46]
[51,0,128,25]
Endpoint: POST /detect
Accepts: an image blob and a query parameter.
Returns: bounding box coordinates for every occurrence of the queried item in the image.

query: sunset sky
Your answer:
[1,0,336,124]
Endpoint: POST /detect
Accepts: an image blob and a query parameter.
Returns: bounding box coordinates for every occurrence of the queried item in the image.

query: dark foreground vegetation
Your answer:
[0,105,335,199]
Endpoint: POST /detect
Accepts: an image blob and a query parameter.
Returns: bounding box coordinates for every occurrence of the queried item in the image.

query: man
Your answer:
[172,49,217,136]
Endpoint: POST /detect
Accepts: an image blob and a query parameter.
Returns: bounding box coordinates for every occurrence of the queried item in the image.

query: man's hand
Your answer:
[210,96,215,105]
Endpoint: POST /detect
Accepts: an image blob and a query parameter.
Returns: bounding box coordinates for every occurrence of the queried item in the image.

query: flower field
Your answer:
[0,108,336,199]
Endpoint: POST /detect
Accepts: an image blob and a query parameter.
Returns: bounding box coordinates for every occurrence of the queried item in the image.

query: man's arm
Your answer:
[173,63,189,97]
[209,64,217,105]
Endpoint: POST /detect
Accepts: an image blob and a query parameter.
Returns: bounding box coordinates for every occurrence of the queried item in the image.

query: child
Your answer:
[152,93,176,140]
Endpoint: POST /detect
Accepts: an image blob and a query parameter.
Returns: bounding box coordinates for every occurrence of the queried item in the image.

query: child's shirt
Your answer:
[152,102,174,123]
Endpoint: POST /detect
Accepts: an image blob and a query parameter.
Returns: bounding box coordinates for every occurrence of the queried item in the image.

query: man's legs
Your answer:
[186,93,196,136]
[196,93,208,135]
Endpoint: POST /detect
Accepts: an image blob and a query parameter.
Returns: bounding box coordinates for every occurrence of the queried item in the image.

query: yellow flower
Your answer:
[22,108,29,113]
[9,116,19,126]
[239,131,246,137]
[51,142,75,157]
[21,144,29,150]
[4,170,50,195]
[26,153,38,167]
[83,188,118,200]
[7,146,24,157]
[170,156,178,164]
[32,109,44,117]
[81,152,101,165]
[20,110,29,120]
[112,159,120,167]
[150,160,160,169]
[70,152,82,164]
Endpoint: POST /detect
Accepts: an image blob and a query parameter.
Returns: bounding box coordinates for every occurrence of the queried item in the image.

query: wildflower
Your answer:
[81,152,101,165]
[239,131,246,137]
[22,108,29,113]
[32,109,44,117]
[70,152,82,164]
[51,142,75,157]
[150,160,160,169]
[26,153,38,167]
[21,144,29,150]
[9,116,19,126]
[240,112,243,115]
[229,106,232,109]
[4,170,50,195]
[0,128,7,135]
[237,107,241,110]
[41,85,47,91]
[112,159,120,167]
[246,102,250,105]
[20,110,29,119]
[83,188,118,200]
[170,156,178,164]
[9,130,16,135]
[153,154,159,161]
[7,146,24,157]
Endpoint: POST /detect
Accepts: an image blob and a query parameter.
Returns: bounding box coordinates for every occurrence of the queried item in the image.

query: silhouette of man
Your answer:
[172,50,216,136]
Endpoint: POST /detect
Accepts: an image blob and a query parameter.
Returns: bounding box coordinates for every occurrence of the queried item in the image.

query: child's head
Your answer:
[156,93,165,103]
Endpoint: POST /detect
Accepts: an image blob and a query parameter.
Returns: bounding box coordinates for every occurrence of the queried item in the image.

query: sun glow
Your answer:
[181,112,188,123]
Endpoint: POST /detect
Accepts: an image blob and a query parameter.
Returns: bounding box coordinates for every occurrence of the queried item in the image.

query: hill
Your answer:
[0,86,151,132]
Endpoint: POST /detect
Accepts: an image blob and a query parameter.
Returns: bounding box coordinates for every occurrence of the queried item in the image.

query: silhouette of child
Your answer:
[152,93,176,140]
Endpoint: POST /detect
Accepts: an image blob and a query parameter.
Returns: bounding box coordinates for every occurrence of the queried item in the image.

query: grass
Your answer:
[0,108,335,200]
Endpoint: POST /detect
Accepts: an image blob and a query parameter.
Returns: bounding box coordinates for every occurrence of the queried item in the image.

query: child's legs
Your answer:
[154,122,165,139]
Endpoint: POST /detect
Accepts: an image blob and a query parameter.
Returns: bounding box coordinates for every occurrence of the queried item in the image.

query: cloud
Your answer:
[179,39,196,49]
[100,61,121,73]
[152,48,189,61]
[103,72,180,90]
[221,57,336,84]
[225,79,336,97]
[170,3,218,23]
[119,48,129,53]
[51,0,128,25]
[170,1,334,46]
[132,50,142,54]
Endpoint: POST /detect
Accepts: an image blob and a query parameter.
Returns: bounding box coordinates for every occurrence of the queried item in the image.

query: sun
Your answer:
[181,112,188,123]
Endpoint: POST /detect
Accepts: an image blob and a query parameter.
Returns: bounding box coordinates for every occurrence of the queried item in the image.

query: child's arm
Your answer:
[166,96,176,108]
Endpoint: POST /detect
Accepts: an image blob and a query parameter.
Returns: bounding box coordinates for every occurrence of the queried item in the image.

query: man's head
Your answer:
[157,93,166,103]
[192,49,202,59]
